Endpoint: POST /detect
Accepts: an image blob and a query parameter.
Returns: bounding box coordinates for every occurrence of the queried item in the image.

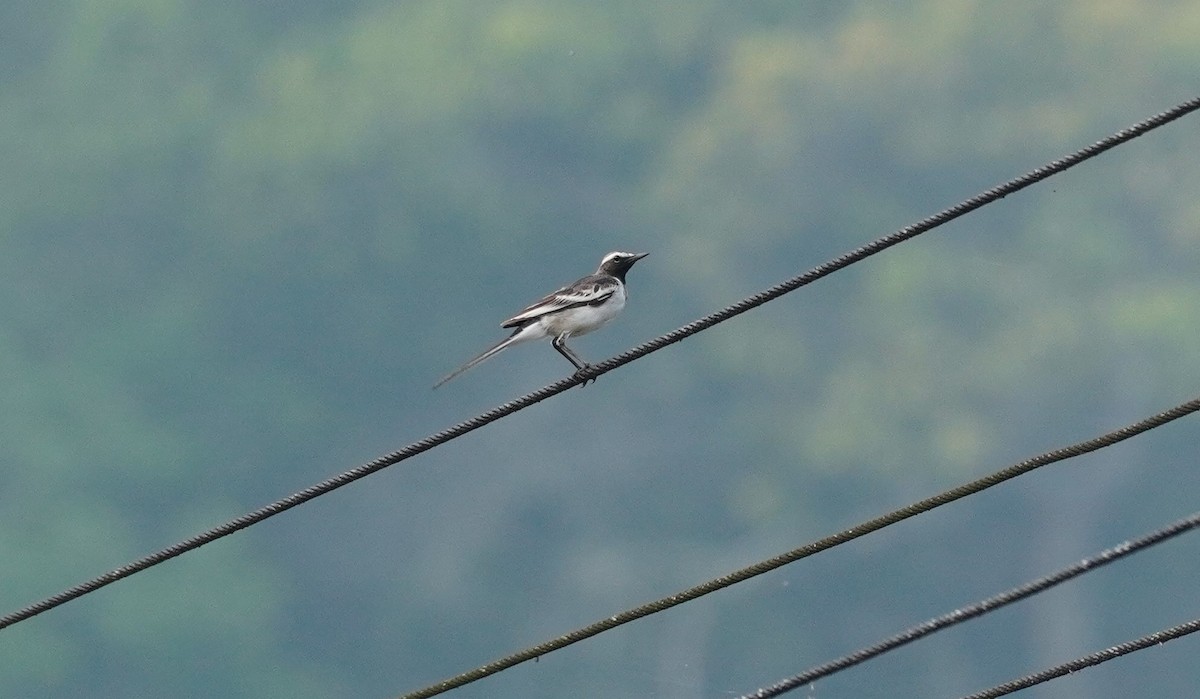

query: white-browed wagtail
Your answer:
[434,251,648,388]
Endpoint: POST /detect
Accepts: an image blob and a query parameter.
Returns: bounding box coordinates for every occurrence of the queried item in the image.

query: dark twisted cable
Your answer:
[3,96,1198,635]
[736,510,1200,698]
[957,618,1200,699]
[401,397,1200,698]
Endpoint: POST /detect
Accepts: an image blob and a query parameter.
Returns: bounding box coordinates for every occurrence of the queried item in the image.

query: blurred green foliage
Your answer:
[1,1,1199,697]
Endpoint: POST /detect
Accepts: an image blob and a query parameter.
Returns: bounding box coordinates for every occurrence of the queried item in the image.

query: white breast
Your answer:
[538,283,627,338]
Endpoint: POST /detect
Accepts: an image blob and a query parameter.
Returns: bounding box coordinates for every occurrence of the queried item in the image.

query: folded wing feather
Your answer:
[501,275,616,328]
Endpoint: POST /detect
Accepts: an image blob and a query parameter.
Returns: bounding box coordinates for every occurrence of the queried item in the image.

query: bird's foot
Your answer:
[573,365,596,387]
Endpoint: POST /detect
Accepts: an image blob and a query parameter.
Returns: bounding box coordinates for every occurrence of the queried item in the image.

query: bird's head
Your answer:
[597,251,649,280]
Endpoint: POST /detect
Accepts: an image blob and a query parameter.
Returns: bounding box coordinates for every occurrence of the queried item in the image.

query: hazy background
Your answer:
[2,2,1199,697]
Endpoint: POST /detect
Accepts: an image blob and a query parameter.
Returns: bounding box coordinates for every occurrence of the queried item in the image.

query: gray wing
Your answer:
[501,274,616,328]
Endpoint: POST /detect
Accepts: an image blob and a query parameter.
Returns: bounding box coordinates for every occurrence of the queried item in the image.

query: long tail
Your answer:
[432,331,523,389]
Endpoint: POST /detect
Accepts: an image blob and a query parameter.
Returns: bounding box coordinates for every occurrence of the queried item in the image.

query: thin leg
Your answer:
[552,335,595,386]
[552,336,587,370]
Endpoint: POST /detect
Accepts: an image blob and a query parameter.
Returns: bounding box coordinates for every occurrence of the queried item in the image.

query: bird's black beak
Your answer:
[630,252,649,263]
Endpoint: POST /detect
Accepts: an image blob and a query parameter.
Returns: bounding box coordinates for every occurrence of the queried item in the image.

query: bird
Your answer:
[434,251,649,389]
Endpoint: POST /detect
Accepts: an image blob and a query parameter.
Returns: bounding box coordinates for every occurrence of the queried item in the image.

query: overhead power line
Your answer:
[734,509,1200,699]
[2,97,1198,634]
[398,396,1200,699]
[957,617,1200,699]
